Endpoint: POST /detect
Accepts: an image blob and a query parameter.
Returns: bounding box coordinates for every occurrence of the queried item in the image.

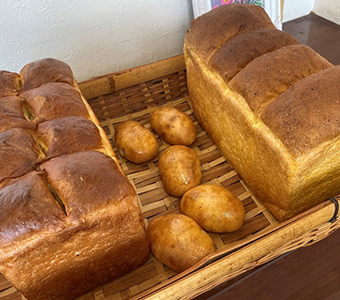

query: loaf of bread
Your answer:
[184,4,340,221]
[0,58,149,300]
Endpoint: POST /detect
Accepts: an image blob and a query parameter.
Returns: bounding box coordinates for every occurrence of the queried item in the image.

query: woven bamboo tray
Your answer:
[1,55,339,300]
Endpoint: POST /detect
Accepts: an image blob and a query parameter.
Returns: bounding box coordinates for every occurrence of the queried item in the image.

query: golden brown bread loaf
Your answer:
[0,58,149,300]
[184,4,340,221]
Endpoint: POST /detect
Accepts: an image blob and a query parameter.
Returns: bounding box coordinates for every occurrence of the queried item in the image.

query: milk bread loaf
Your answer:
[0,58,149,300]
[184,4,340,221]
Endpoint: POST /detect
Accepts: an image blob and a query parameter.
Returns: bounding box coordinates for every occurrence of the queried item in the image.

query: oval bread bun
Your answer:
[150,106,196,146]
[158,145,202,197]
[181,184,245,233]
[114,120,158,164]
[147,213,216,272]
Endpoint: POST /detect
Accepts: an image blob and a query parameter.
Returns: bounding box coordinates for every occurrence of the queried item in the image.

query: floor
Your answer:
[205,228,340,300]
[282,12,340,65]
[196,13,340,300]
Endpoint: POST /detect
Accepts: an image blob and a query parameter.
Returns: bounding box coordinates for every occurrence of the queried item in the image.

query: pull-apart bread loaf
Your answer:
[0,58,149,300]
[184,4,340,221]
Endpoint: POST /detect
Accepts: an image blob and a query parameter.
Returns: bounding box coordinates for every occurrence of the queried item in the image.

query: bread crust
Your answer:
[20,57,75,91]
[210,28,299,82]
[0,71,21,97]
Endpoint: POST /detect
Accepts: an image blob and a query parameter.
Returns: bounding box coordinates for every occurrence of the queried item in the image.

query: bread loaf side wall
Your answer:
[185,50,295,220]
[289,137,340,219]
[1,201,148,300]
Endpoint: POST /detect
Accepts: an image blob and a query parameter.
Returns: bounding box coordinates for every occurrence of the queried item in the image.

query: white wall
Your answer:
[283,0,340,25]
[1,0,338,83]
[314,0,340,25]
[282,0,314,22]
[0,0,193,82]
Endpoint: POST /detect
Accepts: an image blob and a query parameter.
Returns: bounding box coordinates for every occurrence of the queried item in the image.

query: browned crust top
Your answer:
[229,44,332,116]
[260,66,340,156]
[185,4,275,63]
[210,28,299,82]
[22,82,90,123]
[0,172,66,246]
[185,4,339,156]
[0,96,35,133]
[39,151,136,219]
[20,58,75,91]
[0,71,21,97]
[0,129,41,182]
[37,116,102,159]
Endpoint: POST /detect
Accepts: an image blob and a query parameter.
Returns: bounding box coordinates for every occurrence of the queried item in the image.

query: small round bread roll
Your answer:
[114,120,158,164]
[158,145,202,197]
[147,213,216,273]
[150,106,196,146]
[181,184,246,233]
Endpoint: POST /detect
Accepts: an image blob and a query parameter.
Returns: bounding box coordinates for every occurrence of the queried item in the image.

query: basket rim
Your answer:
[129,197,339,299]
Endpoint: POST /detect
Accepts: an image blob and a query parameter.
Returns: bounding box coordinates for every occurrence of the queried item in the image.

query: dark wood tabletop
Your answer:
[196,13,340,300]
[196,224,340,300]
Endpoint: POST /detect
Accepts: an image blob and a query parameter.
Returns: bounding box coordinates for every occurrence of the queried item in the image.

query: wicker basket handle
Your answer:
[329,197,339,223]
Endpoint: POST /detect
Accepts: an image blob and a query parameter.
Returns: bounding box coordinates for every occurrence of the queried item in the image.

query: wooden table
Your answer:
[197,224,340,299]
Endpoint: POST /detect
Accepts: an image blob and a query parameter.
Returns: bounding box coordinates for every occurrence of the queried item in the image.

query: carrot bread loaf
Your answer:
[184,4,340,221]
[0,59,149,300]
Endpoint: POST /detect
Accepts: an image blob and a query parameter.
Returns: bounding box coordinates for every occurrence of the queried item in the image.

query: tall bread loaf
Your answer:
[0,58,149,300]
[184,4,340,221]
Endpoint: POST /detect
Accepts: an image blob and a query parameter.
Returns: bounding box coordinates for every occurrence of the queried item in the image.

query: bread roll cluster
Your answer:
[125,103,246,273]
